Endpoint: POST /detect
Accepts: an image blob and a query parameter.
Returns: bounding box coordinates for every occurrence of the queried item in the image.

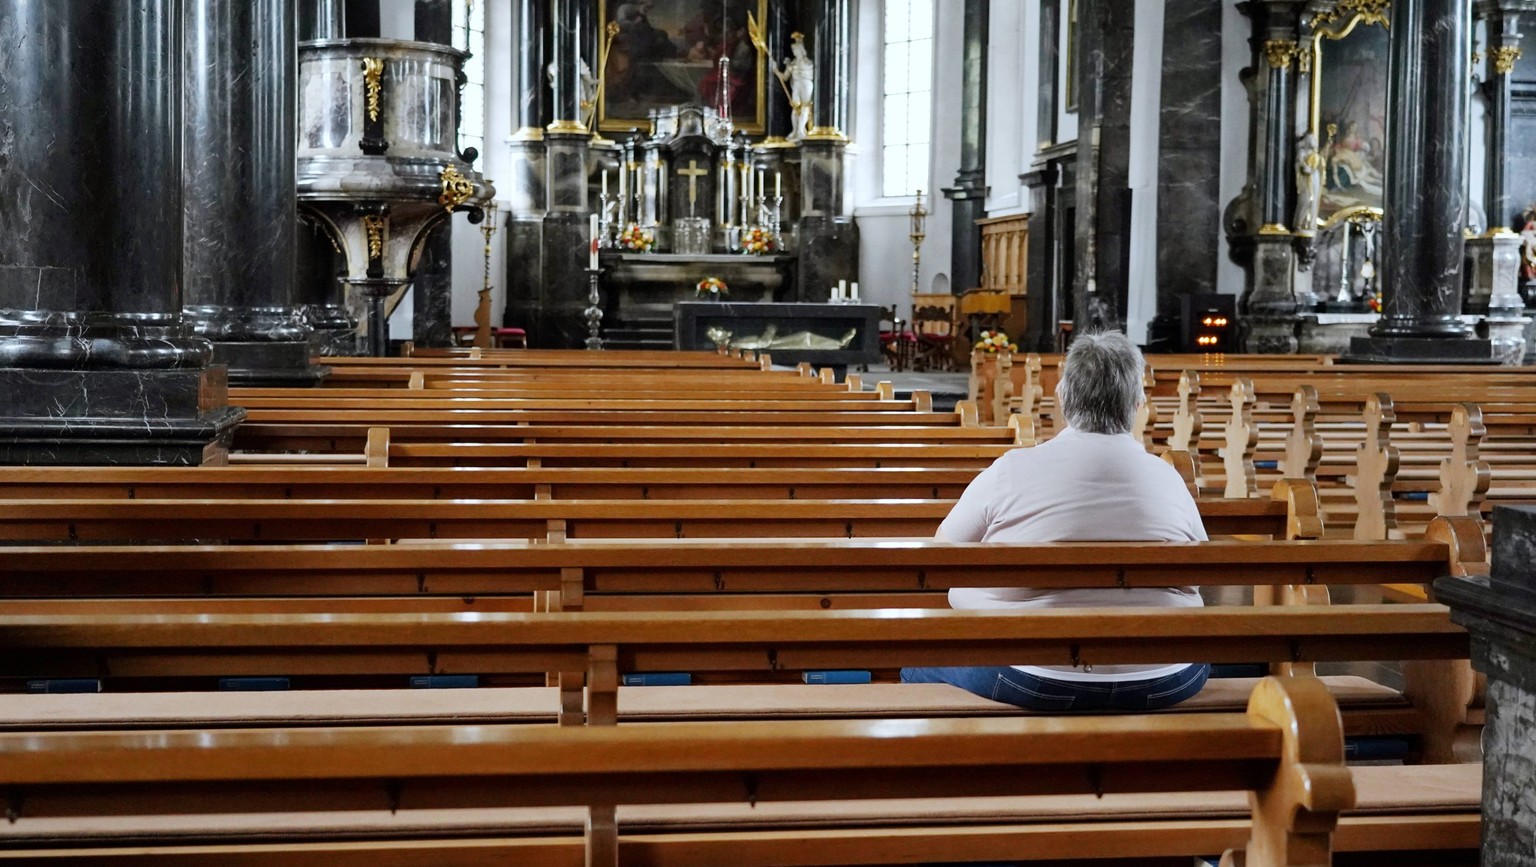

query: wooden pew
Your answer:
[0,676,1356,867]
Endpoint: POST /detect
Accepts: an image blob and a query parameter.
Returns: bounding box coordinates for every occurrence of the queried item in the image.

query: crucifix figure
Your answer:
[677,160,710,219]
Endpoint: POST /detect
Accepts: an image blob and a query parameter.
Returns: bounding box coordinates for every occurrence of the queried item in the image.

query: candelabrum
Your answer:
[476,200,500,349]
[908,190,928,295]
[584,267,604,351]
[597,191,618,249]
[765,196,783,242]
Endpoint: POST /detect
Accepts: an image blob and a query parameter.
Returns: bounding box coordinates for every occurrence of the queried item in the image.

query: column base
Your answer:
[209,341,330,387]
[0,367,246,465]
[796,217,859,304]
[1342,336,1493,364]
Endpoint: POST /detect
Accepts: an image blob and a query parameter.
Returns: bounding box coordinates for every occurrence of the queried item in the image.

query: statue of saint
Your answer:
[775,33,815,141]
[1294,135,1325,235]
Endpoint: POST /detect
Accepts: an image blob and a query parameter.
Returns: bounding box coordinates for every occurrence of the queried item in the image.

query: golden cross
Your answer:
[677,160,710,207]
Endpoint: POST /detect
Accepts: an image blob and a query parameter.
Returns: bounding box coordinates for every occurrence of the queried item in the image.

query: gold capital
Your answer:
[1494,45,1524,76]
[1264,39,1299,70]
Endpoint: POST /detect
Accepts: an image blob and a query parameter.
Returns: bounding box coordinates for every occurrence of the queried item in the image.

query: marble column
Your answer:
[0,0,245,464]
[796,0,857,301]
[505,0,549,339]
[1154,0,1223,309]
[1022,165,1061,352]
[803,0,851,139]
[1072,0,1134,333]
[1349,0,1491,361]
[942,0,989,295]
[412,225,455,348]
[300,0,345,40]
[183,0,326,387]
[1434,505,1536,867]
[538,0,594,348]
[1468,3,1527,317]
[762,0,795,145]
[1240,2,1303,353]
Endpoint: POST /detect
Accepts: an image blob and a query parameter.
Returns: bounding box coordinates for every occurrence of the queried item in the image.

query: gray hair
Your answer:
[1055,331,1144,434]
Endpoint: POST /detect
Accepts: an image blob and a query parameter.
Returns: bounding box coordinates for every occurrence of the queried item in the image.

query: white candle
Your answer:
[838,279,847,300]
[757,169,764,202]
[850,281,860,301]
[775,171,781,198]
[602,171,609,197]
[589,214,600,269]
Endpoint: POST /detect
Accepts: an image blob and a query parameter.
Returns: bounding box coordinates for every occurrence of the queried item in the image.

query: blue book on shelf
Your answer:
[410,675,480,689]
[1344,736,1413,761]
[26,679,102,694]
[622,672,693,687]
[217,677,290,692]
[803,670,872,684]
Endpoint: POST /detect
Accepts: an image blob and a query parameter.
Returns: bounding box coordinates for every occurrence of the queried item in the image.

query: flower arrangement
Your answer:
[1367,293,1382,314]
[696,276,729,299]
[619,224,655,253]
[739,226,776,255]
[974,329,1017,354]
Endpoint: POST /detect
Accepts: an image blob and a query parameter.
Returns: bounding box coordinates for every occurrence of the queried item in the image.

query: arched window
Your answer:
[881,0,934,198]
[452,0,486,157]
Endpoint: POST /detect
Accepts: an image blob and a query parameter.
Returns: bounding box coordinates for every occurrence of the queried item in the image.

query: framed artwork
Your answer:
[597,0,768,134]
[1307,7,1389,226]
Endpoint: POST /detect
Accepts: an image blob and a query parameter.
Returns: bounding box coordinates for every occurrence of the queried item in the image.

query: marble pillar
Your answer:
[798,140,859,302]
[762,0,795,144]
[183,0,326,387]
[413,0,452,45]
[803,0,851,139]
[0,0,245,465]
[296,217,357,356]
[505,0,549,338]
[1349,0,1491,361]
[1155,0,1223,309]
[942,0,988,295]
[412,225,455,348]
[1022,165,1061,352]
[537,0,594,348]
[1468,4,1528,319]
[1072,0,1134,332]
[1239,2,1303,354]
[300,0,345,40]
[1435,505,1536,867]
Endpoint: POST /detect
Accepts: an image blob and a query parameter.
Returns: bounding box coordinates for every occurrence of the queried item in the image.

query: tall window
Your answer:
[881,0,934,198]
[453,0,486,157]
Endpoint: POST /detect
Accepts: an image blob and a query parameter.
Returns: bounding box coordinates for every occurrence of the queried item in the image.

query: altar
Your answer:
[675,302,883,368]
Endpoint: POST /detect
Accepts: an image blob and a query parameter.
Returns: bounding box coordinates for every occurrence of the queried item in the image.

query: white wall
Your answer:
[852,0,961,319]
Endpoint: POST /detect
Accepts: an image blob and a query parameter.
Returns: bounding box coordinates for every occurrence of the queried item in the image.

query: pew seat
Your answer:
[0,677,1409,732]
[0,764,1478,865]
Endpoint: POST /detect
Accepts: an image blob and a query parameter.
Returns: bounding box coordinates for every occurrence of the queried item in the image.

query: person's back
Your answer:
[902,331,1210,711]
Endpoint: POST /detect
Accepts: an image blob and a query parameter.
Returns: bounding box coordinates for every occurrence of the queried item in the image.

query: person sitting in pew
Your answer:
[902,330,1211,710]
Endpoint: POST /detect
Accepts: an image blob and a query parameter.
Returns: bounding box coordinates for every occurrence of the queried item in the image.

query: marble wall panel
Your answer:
[1154,0,1222,309]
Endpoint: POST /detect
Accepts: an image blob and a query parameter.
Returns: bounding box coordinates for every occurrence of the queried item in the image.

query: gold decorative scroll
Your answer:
[1310,0,1390,29]
[1494,45,1524,75]
[1265,39,1299,70]
[362,214,386,260]
[362,57,384,123]
[438,165,474,213]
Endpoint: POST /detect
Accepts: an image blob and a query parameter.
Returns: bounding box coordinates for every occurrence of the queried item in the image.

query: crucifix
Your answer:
[677,159,710,219]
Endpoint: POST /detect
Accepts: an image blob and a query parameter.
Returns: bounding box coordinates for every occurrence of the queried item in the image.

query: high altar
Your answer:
[503,0,858,350]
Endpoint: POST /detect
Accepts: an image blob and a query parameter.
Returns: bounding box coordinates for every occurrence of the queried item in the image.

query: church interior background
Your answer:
[340,0,1536,367]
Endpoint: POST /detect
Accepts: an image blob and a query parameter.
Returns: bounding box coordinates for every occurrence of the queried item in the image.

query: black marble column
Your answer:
[763,0,795,144]
[1022,165,1061,351]
[1482,3,1526,232]
[1034,0,1059,149]
[1239,2,1303,353]
[505,0,550,340]
[300,0,345,40]
[183,0,326,387]
[802,0,850,138]
[1350,0,1490,360]
[1154,0,1223,318]
[548,0,586,135]
[534,0,593,348]
[1072,0,1134,332]
[942,0,988,295]
[414,0,452,44]
[0,0,245,464]
[296,216,357,355]
[1434,506,1536,867]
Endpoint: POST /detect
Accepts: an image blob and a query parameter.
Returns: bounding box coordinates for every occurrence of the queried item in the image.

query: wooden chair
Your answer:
[877,305,914,372]
[910,294,957,372]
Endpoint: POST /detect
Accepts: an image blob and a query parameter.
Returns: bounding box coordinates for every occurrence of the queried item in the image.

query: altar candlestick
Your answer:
[851,281,860,301]
[602,171,609,197]
[775,171,781,199]
[589,215,600,269]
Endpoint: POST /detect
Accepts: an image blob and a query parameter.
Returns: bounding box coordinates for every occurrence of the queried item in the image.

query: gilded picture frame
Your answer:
[1305,3,1390,227]
[597,0,768,134]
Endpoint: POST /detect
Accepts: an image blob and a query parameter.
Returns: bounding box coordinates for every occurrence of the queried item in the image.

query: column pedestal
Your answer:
[797,140,857,302]
[1435,505,1536,867]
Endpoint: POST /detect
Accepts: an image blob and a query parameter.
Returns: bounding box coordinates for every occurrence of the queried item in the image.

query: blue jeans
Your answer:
[900,664,1211,712]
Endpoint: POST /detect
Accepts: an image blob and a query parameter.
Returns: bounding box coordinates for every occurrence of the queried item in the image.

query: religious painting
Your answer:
[598,0,768,134]
[1308,10,1389,225]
